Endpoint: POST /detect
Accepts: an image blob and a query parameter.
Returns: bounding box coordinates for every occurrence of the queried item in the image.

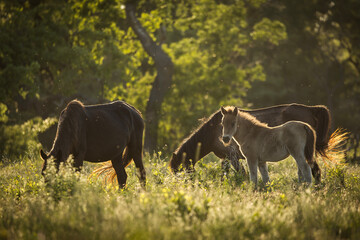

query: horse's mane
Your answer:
[51,100,86,154]
[174,110,222,155]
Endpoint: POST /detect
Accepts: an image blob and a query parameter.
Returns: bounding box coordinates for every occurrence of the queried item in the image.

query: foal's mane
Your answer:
[223,106,268,128]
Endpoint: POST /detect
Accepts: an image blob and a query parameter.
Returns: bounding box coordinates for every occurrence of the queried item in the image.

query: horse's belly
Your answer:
[84,147,122,162]
[83,137,127,162]
[83,124,130,162]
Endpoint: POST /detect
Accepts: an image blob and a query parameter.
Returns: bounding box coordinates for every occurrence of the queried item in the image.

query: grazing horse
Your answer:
[40,100,146,188]
[170,103,345,174]
[221,106,321,185]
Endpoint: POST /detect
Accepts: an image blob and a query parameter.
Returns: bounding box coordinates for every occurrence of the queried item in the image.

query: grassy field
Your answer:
[1,152,360,240]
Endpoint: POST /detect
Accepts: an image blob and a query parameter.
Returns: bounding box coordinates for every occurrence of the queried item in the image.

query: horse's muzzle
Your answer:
[222,136,231,144]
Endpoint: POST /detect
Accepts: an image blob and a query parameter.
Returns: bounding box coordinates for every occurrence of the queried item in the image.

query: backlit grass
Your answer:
[1,152,360,240]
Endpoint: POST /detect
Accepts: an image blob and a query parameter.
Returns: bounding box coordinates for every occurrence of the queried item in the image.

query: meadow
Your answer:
[1,152,360,240]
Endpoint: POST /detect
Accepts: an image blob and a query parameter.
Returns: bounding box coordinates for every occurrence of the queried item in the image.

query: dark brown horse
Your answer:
[170,103,343,173]
[40,100,146,188]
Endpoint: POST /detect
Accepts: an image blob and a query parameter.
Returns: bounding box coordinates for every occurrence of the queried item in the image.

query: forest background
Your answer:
[1,0,359,160]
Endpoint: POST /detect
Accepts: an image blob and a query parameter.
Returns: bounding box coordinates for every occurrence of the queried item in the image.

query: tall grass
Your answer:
[1,152,360,240]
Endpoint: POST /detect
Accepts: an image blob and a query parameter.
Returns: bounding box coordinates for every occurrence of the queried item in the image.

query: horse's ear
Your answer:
[40,149,48,160]
[221,106,226,115]
[233,107,238,115]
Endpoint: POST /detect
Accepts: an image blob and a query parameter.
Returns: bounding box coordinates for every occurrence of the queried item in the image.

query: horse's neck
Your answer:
[181,125,217,163]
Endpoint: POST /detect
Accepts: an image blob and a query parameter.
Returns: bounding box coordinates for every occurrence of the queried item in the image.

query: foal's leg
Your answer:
[246,156,258,185]
[288,143,312,184]
[297,165,306,183]
[258,162,270,184]
[294,155,312,184]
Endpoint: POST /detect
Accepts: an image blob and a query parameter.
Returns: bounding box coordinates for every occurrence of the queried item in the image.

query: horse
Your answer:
[221,106,321,185]
[40,99,146,188]
[170,103,346,174]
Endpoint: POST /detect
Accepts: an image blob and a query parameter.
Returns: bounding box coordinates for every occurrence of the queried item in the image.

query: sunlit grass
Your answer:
[1,151,360,239]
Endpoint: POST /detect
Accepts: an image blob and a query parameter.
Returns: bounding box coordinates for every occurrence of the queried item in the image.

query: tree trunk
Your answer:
[125,3,174,152]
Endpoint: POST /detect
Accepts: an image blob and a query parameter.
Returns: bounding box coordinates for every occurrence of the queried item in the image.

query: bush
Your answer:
[0,117,57,160]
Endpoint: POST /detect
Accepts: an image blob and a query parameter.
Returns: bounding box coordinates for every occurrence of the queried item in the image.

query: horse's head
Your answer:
[220,106,238,144]
[169,151,190,173]
[169,152,180,173]
[40,149,61,176]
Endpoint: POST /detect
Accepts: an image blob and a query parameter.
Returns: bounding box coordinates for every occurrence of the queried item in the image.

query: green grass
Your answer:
[1,152,360,240]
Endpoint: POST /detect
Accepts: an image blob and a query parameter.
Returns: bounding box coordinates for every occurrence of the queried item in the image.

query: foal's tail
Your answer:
[89,147,131,185]
[304,125,316,164]
[320,128,348,165]
[304,125,321,184]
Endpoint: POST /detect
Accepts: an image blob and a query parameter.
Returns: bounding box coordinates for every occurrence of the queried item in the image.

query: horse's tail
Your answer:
[319,128,348,165]
[304,124,321,184]
[89,147,131,185]
[311,106,331,157]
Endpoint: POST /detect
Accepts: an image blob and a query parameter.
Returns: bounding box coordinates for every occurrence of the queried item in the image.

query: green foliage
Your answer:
[0,0,292,153]
[246,0,360,135]
[158,0,284,149]
[251,18,287,45]
[0,103,8,123]
[1,154,360,239]
[0,117,57,159]
[1,0,359,155]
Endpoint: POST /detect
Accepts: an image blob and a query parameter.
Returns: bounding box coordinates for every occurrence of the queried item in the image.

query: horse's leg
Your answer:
[258,162,270,184]
[212,139,232,179]
[73,153,85,172]
[213,138,245,174]
[132,151,146,189]
[73,145,86,172]
[111,153,128,189]
[128,139,146,188]
[310,161,321,185]
[220,159,231,180]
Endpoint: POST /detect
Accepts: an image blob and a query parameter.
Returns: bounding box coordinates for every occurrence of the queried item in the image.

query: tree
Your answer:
[245,0,360,159]
[125,1,174,152]
[155,0,287,150]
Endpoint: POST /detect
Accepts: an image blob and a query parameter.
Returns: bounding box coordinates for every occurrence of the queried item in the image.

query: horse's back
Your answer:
[85,100,142,125]
[82,101,143,161]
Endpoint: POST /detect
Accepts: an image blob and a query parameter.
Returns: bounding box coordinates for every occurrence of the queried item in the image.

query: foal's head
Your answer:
[220,106,238,144]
